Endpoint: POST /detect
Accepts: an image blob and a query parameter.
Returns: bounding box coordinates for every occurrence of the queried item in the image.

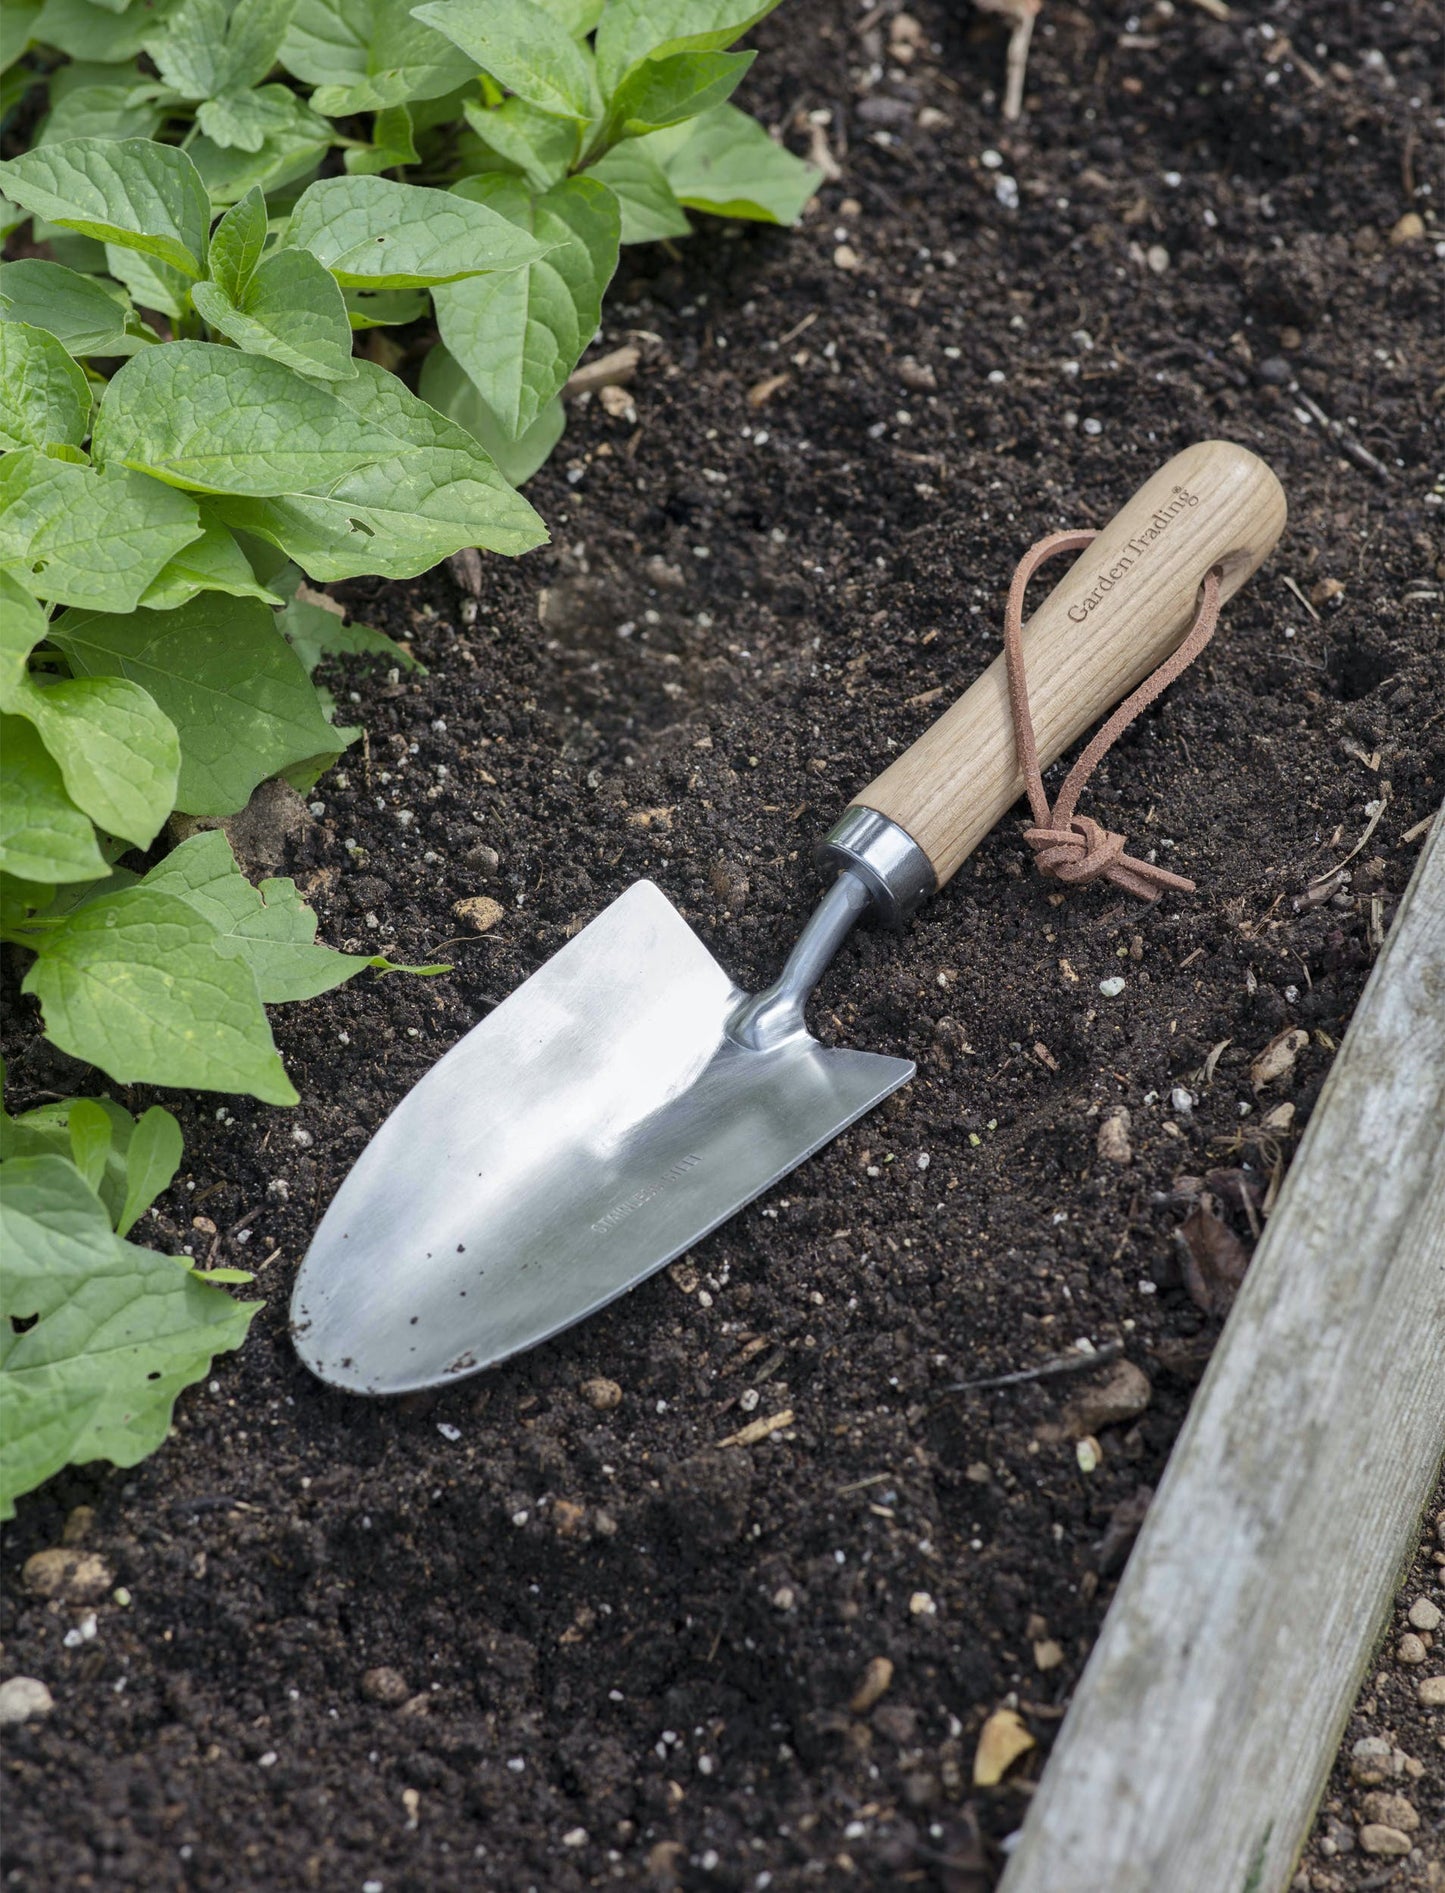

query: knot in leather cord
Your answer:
[1003,530,1222,904]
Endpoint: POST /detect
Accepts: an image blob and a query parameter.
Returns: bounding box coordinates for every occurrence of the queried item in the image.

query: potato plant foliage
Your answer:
[0,0,816,1511]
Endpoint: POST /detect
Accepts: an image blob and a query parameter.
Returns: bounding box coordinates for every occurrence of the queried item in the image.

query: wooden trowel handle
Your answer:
[849,440,1286,891]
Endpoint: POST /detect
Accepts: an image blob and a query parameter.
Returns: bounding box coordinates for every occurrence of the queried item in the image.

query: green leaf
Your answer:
[286,173,546,289]
[461,93,577,191]
[0,322,91,453]
[417,341,564,485]
[21,887,298,1102]
[205,188,266,301]
[116,1105,184,1236]
[0,259,155,357]
[49,591,344,816]
[664,102,818,223]
[0,137,210,279]
[413,0,598,120]
[281,0,475,116]
[0,449,203,613]
[534,0,602,33]
[194,246,357,382]
[3,1092,161,1231]
[594,0,780,95]
[586,138,688,241]
[66,1096,112,1193]
[138,507,284,610]
[145,0,298,100]
[602,47,752,140]
[344,101,420,175]
[0,1154,258,1519]
[211,355,547,576]
[2,1,43,69]
[142,830,423,1002]
[435,174,618,439]
[102,243,193,323]
[342,285,426,328]
[39,82,163,146]
[92,342,401,497]
[276,582,417,675]
[30,0,179,63]
[2,662,180,851]
[197,85,303,154]
[0,716,108,887]
[188,89,331,206]
[0,570,50,698]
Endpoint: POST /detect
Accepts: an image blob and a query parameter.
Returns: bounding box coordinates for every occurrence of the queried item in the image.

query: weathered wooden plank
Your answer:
[1000,808,1445,1893]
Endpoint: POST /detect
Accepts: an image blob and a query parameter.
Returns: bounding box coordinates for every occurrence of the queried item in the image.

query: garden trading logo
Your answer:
[591,1154,704,1233]
[1068,485,1202,623]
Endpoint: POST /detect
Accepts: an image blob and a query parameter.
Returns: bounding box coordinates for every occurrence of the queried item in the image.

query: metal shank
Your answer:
[727,870,873,1051]
[818,806,936,926]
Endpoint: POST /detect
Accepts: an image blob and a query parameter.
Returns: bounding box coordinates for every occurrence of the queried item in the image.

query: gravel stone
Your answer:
[0,1678,54,1727]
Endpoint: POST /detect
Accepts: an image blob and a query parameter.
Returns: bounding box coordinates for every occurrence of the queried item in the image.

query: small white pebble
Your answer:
[1099,976,1126,997]
[562,1828,588,1848]
[981,148,1003,169]
[917,1152,931,1170]
[1170,1087,1195,1116]
[511,1510,529,1527]
[437,1423,461,1442]
[987,368,1006,385]
[506,1757,525,1773]
[291,1127,314,1148]
[1083,417,1103,437]
[909,1591,937,1617]
[259,1751,277,1767]
[309,801,325,817]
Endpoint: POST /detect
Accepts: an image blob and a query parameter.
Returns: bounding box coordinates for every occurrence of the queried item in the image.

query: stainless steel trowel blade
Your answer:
[291,880,913,1392]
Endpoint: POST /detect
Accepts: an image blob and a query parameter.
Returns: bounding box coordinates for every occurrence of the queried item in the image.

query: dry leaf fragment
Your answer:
[1250,1028,1308,1090]
[849,1655,895,1714]
[1096,1107,1132,1164]
[1175,1200,1251,1316]
[748,372,791,408]
[446,548,484,597]
[973,1707,1035,1786]
[564,344,639,396]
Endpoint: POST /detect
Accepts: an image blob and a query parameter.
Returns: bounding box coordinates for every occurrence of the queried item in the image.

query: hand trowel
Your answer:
[292,441,1285,1393]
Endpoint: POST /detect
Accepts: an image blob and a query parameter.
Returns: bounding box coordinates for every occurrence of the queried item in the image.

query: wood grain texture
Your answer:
[999,809,1445,1893]
[854,440,1287,885]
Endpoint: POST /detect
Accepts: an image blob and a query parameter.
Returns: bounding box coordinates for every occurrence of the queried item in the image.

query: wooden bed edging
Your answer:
[999,807,1445,1893]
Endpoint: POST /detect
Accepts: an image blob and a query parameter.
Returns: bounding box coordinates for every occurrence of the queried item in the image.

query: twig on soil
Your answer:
[775,310,818,348]
[1311,783,1391,886]
[975,0,1040,121]
[1282,377,1393,481]
[1280,575,1320,621]
[1184,0,1231,17]
[937,1339,1124,1399]
[719,1408,795,1447]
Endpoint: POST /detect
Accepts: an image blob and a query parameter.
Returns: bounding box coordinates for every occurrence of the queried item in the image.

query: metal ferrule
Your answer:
[816,805,936,928]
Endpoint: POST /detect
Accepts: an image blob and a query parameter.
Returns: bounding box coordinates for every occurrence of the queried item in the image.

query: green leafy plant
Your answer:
[0,0,817,1510]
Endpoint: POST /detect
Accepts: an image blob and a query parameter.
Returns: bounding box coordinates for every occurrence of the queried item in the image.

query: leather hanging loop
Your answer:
[1003,531,1222,902]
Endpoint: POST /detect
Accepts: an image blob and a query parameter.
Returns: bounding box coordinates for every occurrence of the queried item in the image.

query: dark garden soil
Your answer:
[3,2,1443,1888]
